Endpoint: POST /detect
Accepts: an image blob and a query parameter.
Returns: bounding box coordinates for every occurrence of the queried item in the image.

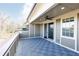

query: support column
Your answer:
[47,23,49,38]
[43,23,44,38]
[34,24,35,37]
[54,20,56,42]
[29,24,30,37]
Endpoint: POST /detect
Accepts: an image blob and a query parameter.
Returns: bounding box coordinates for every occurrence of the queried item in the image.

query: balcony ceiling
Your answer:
[33,3,79,23]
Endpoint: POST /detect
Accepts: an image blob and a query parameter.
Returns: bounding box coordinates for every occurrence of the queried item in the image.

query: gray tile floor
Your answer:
[15,38,79,56]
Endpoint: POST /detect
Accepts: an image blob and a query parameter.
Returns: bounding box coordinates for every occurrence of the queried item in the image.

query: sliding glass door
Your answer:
[44,24,47,38]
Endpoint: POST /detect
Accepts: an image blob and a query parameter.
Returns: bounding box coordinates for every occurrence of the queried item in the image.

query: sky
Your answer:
[0,3,34,25]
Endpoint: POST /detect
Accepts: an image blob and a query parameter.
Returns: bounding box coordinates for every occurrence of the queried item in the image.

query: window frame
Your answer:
[61,17,75,39]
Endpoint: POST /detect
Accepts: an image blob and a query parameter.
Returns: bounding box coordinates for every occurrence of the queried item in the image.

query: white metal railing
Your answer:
[0,32,19,56]
[19,31,29,38]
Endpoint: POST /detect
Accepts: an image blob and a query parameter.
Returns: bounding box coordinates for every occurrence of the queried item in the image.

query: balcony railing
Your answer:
[0,32,20,56]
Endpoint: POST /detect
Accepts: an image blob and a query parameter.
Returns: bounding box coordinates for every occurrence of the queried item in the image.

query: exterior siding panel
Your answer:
[35,24,40,36]
[61,38,75,49]
[56,19,61,44]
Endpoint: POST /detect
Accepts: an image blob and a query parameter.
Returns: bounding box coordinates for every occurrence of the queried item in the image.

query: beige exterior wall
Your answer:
[40,24,43,37]
[28,8,79,52]
[29,24,41,37]
[40,9,78,51]
[29,24,34,37]
[35,24,40,37]
[56,19,61,44]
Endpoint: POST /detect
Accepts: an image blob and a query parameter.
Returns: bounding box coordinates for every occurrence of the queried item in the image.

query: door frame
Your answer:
[43,21,56,41]
[44,23,48,38]
[48,22,54,39]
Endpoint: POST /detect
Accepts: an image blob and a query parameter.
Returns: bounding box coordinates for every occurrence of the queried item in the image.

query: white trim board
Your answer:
[20,36,42,40]
[55,42,79,54]
[46,38,54,42]
[0,33,19,56]
[45,38,79,54]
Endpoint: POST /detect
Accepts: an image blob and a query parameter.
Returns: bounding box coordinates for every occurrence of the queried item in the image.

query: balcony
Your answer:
[0,3,79,56]
[0,32,79,56]
[15,37,79,56]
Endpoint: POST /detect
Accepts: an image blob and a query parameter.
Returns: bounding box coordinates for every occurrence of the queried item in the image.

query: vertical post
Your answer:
[43,23,44,38]
[29,24,30,38]
[34,24,35,37]
[60,18,62,44]
[54,20,56,42]
[47,23,48,38]
[75,14,78,51]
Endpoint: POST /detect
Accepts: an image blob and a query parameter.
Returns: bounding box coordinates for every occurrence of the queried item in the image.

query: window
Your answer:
[62,17,74,37]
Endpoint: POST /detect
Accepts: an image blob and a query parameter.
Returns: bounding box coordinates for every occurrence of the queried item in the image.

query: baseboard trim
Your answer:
[20,36,42,39]
[45,38,79,54]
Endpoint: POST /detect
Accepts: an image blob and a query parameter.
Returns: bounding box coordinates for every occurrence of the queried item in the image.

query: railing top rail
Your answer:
[0,32,19,56]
